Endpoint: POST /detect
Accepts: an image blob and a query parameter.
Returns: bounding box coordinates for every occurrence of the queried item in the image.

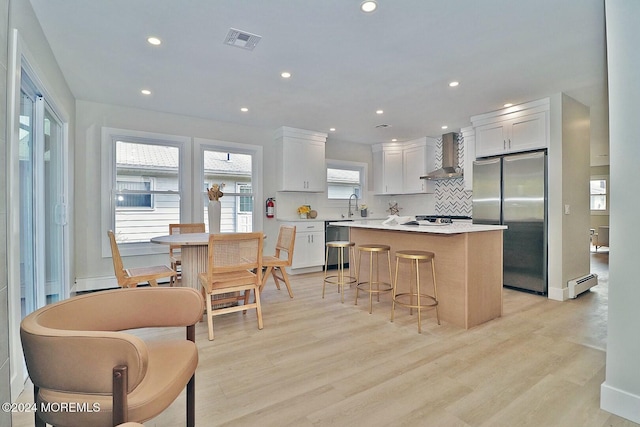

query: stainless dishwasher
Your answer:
[324,220,352,270]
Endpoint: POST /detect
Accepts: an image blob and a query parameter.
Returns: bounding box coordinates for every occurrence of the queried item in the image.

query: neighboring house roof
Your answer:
[116,141,251,175]
[327,168,359,184]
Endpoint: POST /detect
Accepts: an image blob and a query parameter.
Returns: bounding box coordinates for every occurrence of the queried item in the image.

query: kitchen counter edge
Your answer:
[328,220,507,235]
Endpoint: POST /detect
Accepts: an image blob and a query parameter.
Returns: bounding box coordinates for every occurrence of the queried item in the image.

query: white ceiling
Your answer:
[29,0,609,165]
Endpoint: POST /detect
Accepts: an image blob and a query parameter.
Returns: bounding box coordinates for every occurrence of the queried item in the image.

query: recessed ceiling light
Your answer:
[240,107,249,112]
[329,128,336,132]
[449,81,459,87]
[442,125,448,130]
[361,1,377,13]
[376,110,384,115]
[147,36,161,46]
[504,103,513,107]
[281,71,291,79]
[391,139,398,142]
[141,89,151,95]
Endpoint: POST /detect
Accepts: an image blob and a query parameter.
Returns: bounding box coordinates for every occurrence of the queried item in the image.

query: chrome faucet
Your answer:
[348,193,358,218]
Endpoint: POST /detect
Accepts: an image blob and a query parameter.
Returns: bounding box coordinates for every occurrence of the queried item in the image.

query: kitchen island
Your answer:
[330,220,507,329]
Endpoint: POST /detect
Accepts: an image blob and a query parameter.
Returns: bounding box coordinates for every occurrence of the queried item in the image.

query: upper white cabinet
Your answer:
[461,126,475,191]
[472,99,549,158]
[373,145,403,194]
[275,127,327,192]
[373,138,436,195]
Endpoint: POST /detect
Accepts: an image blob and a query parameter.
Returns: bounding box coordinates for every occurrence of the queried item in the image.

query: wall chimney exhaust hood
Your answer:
[420,132,463,180]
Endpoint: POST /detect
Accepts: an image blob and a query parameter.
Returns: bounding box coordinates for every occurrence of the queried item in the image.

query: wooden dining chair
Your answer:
[260,225,296,298]
[198,232,264,340]
[108,230,177,288]
[169,223,206,285]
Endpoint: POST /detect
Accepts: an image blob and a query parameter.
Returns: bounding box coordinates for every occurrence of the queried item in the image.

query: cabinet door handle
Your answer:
[508,138,511,148]
[503,140,507,150]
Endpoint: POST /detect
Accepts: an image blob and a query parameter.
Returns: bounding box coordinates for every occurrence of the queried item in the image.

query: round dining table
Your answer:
[151,232,211,291]
[151,232,266,291]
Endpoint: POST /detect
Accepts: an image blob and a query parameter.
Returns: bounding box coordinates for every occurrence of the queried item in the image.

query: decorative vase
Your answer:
[208,200,221,233]
[299,213,308,219]
[360,208,368,217]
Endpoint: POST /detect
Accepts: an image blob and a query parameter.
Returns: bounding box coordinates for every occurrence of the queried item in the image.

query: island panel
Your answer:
[349,227,503,329]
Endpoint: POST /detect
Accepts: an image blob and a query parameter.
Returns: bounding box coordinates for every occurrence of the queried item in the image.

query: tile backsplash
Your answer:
[434,133,472,217]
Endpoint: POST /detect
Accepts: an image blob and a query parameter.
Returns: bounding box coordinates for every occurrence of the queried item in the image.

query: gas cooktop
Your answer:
[415,215,472,223]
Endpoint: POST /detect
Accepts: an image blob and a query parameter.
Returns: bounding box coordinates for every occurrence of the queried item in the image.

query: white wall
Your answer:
[75,100,275,282]
[601,0,640,422]
[547,93,591,301]
[74,102,381,285]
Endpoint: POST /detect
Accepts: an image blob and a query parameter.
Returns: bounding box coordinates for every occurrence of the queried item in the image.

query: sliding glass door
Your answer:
[19,73,66,319]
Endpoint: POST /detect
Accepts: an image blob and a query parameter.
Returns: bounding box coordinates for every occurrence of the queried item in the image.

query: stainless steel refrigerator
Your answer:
[472,151,547,294]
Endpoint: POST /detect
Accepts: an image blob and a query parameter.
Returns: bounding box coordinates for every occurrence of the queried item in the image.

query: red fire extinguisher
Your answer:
[266,198,275,218]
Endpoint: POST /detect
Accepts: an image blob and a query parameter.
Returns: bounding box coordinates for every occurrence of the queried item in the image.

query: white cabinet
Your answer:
[403,141,436,194]
[461,126,475,191]
[275,127,327,192]
[373,146,403,194]
[281,221,325,272]
[373,138,436,195]
[472,99,549,158]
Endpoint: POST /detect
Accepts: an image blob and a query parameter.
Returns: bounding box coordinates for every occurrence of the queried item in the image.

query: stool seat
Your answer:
[323,241,357,303]
[326,241,355,248]
[358,244,391,252]
[395,250,434,260]
[355,244,393,314]
[391,249,439,333]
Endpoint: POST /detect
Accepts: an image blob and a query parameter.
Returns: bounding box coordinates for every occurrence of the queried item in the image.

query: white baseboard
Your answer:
[286,266,323,275]
[547,285,568,301]
[601,381,640,424]
[72,275,173,293]
[72,276,119,293]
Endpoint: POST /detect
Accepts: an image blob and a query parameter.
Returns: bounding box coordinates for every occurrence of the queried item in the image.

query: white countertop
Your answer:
[328,219,507,234]
[278,216,387,222]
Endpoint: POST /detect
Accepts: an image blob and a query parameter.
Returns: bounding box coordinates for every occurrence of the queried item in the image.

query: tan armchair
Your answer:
[20,287,204,427]
[260,225,296,297]
[593,225,610,251]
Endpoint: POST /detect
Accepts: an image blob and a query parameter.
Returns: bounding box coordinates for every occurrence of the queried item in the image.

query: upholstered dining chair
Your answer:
[108,230,177,287]
[260,225,296,298]
[20,286,204,427]
[198,232,264,340]
[169,223,206,285]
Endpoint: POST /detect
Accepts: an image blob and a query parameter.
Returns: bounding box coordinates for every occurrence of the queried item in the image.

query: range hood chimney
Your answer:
[420,132,463,180]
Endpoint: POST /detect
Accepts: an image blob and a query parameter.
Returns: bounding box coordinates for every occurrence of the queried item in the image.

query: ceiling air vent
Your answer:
[224,28,262,50]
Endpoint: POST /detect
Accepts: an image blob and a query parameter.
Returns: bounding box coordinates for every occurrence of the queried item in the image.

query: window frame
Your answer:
[590,175,609,216]
[325,159,367,206]
[194,137,263,234]
[101,127,192,257]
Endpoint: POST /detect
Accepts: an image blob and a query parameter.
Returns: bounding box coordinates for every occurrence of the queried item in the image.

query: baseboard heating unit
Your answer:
[568,274,598,298]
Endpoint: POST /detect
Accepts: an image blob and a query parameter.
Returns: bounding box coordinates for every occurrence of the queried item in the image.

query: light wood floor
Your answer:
[14,250,638,426]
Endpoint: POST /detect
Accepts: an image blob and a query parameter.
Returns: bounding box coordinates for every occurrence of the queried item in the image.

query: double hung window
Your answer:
[590,176,608,214]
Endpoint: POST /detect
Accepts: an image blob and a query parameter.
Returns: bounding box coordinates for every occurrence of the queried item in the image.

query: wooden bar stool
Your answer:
[391,250,440,333]
[355,244,393,313]
[323,241,357,303]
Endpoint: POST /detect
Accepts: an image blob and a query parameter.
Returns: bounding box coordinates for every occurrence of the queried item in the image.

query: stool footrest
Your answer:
[393,293,438,309]
[324,275,357,285]
[356,282,393,293]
